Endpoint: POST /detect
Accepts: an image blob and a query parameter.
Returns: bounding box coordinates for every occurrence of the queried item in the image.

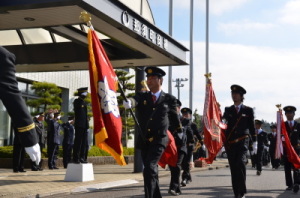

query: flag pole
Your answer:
[117,81,147,143]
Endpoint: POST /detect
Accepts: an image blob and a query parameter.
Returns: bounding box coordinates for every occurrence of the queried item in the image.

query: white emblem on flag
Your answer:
[98,76,120,117]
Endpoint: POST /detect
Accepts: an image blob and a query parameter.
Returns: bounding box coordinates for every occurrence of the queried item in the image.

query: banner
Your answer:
[158,130,178,168]
[277,110,300,169]
[275,112,283,159]
[88,29,126,166]
[202,79,226,164]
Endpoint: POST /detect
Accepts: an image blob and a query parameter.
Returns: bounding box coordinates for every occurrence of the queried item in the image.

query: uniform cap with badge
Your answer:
[181,107,192,115]
[230,84,246,95]
[145,66,166,77]
[283,105,296,113]
[77,87,88,96]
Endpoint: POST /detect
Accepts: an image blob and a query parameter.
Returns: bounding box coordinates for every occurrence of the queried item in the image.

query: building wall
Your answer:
[17,70,90,112]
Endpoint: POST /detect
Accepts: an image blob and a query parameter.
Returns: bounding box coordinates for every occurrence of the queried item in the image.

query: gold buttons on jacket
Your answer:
[148,129,151,132]
[153,108,155,110]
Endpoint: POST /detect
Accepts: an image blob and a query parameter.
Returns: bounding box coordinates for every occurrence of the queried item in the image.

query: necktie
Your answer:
[152,95,157,103]
[289,121,293,129]
[235,106,239,113]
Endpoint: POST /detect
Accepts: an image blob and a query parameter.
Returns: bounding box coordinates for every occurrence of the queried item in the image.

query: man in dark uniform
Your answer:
[62,116,75,168]
[222,84,256,198]
[254,119,269,176]
[180,107,202,187]
[282,106,300,193]
[47,112,61,169]
[268,124,280,169]
[32,113,46,171]
[168,101,187,196]
[73,87,89,164]
[0,46,40,166]
[123,67,183,198]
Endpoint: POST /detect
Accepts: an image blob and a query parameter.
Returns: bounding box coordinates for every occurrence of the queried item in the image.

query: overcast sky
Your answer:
[148,0,300,123]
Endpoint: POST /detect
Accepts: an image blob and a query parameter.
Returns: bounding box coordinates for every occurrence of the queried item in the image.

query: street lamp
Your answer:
[173,78,188,101]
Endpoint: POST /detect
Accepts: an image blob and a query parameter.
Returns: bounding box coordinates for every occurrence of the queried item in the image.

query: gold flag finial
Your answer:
[204,73,212,80]
[80,11,92,27]
[141,80,150,92]
[276,104,282,110]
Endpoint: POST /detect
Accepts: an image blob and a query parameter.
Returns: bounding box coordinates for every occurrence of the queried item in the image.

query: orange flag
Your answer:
[277,110,300,169]
[88,29,126,166]
[202,78,226,164]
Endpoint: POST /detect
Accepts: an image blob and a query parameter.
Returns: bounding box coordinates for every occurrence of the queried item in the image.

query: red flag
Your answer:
[277,110,300,169]
[202,79,226,164]
[158,130,178,168]
[88,29,126,166]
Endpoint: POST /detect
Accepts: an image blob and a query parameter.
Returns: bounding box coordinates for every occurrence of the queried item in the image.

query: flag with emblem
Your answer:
[88,29,126,166]
[202,77,227,164]
[277,109,300,168]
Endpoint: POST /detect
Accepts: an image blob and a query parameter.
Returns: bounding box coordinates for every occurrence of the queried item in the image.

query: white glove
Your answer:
[252,141,258,155]
[123,100,132,109]
[177,132,183,139]
[282,136,285,141]
[264,146,269,151]
[25,143,41,165]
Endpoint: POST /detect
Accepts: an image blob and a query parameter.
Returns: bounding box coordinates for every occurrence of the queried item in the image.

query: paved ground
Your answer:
[0,158,228,198]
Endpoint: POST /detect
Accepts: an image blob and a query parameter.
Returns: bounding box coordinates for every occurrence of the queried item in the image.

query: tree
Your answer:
[26,81,62,114]
[193,109,204,133]
[115,69,135,147]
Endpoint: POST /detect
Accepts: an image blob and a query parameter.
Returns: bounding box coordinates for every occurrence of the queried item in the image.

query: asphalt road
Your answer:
[57,164,298,198]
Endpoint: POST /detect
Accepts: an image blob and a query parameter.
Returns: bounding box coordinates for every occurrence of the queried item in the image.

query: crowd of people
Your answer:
[12,87,90,172]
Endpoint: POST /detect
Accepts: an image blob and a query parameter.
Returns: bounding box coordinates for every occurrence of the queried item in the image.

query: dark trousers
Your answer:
[269,148,280,168]
[251,154,257,168]
[169,150,185,193]
[73,127,88,162]
[13,143,25,171]
[141,137,168,198]
[256,147,264,172]
[226,138,249,197]
[48,143,59,168]
[182,145,194,182]
[283,155,293,187]
[63,144,73,168]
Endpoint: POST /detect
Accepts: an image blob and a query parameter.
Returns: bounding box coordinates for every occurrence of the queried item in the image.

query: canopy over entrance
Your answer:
[0,0,188,72]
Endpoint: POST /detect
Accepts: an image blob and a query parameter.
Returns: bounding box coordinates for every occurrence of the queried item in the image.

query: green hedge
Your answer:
[0,146,134,158]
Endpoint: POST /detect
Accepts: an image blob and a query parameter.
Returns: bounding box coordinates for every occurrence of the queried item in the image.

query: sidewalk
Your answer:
[0,158,228,198]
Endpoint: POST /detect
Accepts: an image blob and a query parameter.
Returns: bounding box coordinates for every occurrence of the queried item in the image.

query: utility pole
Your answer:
[173,78,188,101]
[168,0,173,94]
[189,0,194,110]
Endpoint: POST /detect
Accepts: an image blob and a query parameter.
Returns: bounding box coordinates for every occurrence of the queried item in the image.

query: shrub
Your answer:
[0,146,134,158]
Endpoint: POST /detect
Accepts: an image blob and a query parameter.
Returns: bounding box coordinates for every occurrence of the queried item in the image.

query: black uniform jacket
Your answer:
[257,130,269,149]
[223,104,256,142]
[134,91,181,145]
[47,119,61,145]
[34,118,46,145]
[268,133,277,153]
[73,97,89,129]
[285,121,300,149]
[62,122,74,145]
[0,46,38,147]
